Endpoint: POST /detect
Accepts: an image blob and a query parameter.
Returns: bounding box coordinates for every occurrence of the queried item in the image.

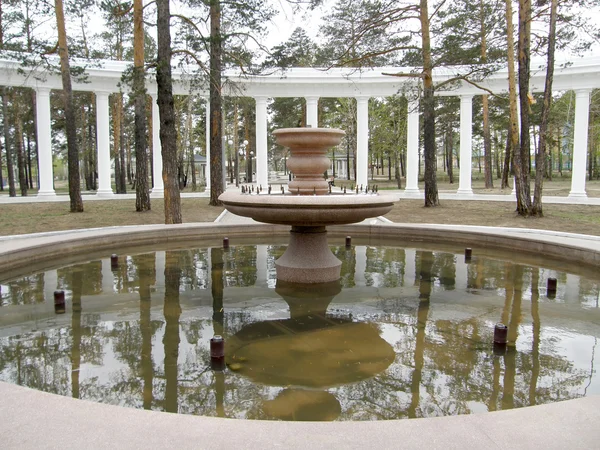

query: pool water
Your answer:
[0,242,599,421]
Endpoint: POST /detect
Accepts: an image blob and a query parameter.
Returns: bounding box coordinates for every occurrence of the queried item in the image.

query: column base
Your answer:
[456,189,474,196]
[151,188,164,198]
[402,188,421,197]
[36,190,56,197]
[95,190,114,198]
[568,191,588,199]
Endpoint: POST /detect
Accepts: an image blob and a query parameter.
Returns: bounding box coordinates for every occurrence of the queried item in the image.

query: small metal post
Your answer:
[54,290,66,314]
[465,248,472,261]
[493,323,508,344]
[547,277,557,298]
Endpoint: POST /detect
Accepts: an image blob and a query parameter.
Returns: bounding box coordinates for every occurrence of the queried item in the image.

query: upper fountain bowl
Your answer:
[219,127,395,227]
[272,127,347,150]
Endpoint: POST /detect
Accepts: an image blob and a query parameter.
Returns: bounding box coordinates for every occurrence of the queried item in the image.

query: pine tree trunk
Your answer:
[515,0,532,215]
[446,129,454,184]
[209,0,223,206]
[112,94,122,193]
[420,0,439,207]
[55,0,83,212]
[188,97,197,191]
[147,97,154,188]
[0,136,4,191]
[2,89,16,197]
[156,0,182,223]
[532,0,558,215]
[480,0,493,188]
[134,0,150,212]
[14,98,27,196]
[505,0,525,210]
[501,128,511,188]
[482,95,493,188]
[29,90,38,189]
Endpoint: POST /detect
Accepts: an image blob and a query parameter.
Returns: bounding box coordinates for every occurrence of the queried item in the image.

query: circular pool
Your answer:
[1,222,600,447]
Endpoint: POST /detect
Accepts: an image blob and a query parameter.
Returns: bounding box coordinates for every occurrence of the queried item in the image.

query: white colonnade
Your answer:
[8,55,595,199]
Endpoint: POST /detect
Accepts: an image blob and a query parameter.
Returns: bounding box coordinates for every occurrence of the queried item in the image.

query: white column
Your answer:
[44,269,58,302]
[356,96,369,188]
[404,249,416,286]
[305,96,319,127]
[405,100,420,194]
[255,96,268,188]
[205,98,211,191]
[455,255,467,291]
[155,251,166,289]
[568,89,591,198]
[564,273,580,304]
[35,88,56,197]
[95,91,114,197]
[457,95,473,195]
[101,259,114,294]
[256,245,268,288]
[354,245,367,287]
[150,93,164,197]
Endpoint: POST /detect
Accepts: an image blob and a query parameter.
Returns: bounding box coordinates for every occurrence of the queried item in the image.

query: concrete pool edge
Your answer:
[1,380,599,449]
[1,222,600,448]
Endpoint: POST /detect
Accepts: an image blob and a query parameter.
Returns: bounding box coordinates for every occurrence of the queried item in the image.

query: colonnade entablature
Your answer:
[0,53,598,198]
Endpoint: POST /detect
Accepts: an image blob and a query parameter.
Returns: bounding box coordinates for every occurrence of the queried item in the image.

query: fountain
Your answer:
[219,127,396,283]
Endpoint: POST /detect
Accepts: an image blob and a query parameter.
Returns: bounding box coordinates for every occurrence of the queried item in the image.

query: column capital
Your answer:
[35,86,51,96]
[355,95,370,103]
[575,88,592,96]
[460,94,474,102]
[305,95,319,102]
[95,90,110,98]
[254,96,269,104]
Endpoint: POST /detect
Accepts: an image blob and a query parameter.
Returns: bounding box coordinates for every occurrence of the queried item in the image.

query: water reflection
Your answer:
[0,243,599,421]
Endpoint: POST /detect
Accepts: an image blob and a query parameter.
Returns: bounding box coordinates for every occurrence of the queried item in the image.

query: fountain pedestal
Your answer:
[275,226,342,283]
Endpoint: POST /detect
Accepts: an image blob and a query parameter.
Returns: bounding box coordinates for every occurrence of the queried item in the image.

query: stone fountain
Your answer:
[218,127,395,283]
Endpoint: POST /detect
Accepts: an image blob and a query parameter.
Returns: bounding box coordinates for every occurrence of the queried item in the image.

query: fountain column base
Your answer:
[275,226,342,283]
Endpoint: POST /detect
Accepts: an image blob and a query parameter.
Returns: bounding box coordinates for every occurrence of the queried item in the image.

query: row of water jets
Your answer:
[239,184,382,195]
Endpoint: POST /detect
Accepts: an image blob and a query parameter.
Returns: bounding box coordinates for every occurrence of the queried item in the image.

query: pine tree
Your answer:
[55,0,83,212]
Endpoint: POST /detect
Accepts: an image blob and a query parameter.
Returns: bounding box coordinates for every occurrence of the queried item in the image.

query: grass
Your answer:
[0,198,224,236]
[1,196,599,237]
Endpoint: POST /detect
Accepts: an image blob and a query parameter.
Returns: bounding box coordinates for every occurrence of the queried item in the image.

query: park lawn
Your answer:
[0,198,224,236]
[1,196,599,237]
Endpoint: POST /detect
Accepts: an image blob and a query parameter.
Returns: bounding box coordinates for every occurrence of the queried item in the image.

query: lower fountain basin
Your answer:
[218,191,395,227]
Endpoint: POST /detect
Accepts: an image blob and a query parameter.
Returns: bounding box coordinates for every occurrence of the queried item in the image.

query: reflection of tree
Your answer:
[211,248,224,337]
[432,252,455,290]
[333,245,356,288]
[408,251,433,418]
[364,247,406,288]
[71,269,83,399]
[4,273,45,305]
[138,253,156,410]
[178,249,209,290]
[529,267,540,405]
[223,245,257,288]
[163,251,182,413]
